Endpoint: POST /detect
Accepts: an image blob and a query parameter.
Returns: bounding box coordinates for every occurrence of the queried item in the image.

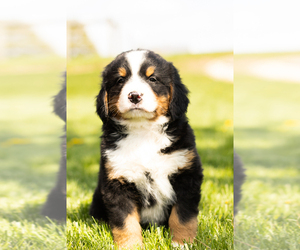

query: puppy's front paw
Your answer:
[112,208,143,249]
[116,236,143,250]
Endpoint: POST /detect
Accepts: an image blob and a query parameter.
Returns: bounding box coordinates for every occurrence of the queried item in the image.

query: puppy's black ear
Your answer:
[169,63,189,120]
[96,86,108,122]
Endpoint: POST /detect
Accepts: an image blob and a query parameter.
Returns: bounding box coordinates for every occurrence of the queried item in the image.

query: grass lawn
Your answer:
[2,52,298,249]
[234,54,300,249]
[0,56,66,249]
[67,53,233,249]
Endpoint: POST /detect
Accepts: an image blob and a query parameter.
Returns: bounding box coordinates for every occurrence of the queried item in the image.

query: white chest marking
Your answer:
[105,119,190,224]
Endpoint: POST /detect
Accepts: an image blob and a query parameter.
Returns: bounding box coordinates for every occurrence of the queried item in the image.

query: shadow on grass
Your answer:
[0,130,61,192]
[67,143,99,191]
[67,202,94,223]
[203,170,233,187]
[1,202,64,225]
[235,127,300,169]
[194,127,233,169]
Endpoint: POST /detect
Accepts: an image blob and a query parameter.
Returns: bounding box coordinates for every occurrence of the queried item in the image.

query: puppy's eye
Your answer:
[149,77,157,82]
[117,77,125,84]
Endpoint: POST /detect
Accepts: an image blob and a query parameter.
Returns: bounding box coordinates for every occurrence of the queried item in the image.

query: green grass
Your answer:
[2,52,298,249]
[234,54,300,249]
[67,53,233,249]
[0,56,66,249]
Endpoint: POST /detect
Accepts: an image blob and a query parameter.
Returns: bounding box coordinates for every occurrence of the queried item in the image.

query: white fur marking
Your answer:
[126,50,146,75]
[105,118,191,224]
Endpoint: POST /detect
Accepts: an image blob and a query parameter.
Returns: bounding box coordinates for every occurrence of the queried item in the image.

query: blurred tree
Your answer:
[67,21,98,58]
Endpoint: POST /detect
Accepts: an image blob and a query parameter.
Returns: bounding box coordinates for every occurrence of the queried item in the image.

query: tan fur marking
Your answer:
[155,95,170,117]
[103,91,108,116]
[169,206,198,245]
[178,150,196,170]
[107,94,122,119]
[118,67,127,77]
[169,84,174,104]
[112,208,143,249]
[146,66,155,77]
[106,161,124,183]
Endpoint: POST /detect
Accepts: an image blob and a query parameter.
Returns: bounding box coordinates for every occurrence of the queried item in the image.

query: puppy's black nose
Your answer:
[128,91,142,104]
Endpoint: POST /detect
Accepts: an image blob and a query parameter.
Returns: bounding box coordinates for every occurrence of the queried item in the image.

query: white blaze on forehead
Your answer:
[125,50,146,74]
[118,50,158,116]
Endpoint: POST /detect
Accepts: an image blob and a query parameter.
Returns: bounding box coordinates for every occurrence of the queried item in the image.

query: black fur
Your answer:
[168,62,189,120]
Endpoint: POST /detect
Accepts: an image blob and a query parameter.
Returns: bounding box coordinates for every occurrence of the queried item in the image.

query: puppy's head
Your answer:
[96,49,189,122]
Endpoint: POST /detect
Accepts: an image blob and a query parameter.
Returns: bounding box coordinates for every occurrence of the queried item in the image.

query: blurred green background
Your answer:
[234,53,300,249]
[0,56,66,249]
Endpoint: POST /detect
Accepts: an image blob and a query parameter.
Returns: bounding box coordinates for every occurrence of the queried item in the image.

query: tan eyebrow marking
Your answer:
[146,66,155,77]
[118,67,127,77]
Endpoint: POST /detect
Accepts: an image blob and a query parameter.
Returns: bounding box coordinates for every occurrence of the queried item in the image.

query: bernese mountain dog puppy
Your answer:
[90,49,203,249]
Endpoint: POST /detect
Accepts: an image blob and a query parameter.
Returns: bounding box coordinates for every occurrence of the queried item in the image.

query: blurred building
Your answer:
[69,19,123,58]
[0,21,53,59]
